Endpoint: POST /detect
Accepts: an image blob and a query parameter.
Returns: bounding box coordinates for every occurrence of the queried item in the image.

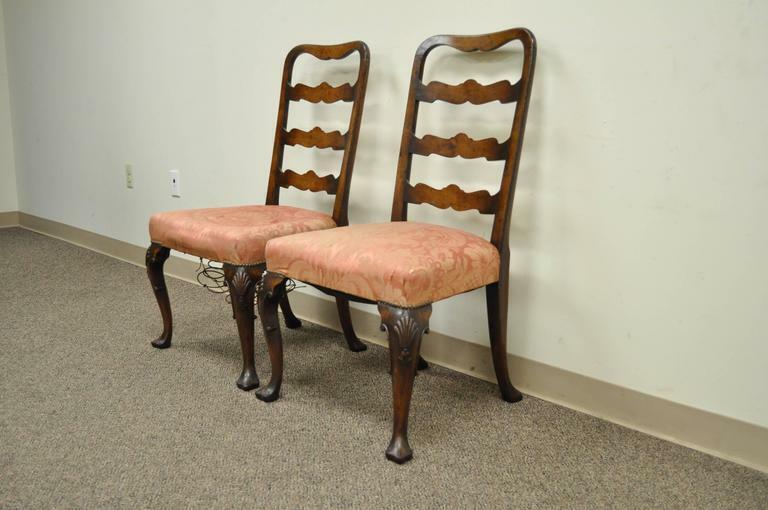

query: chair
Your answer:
[255,28,536,463]
[145,41,370,391]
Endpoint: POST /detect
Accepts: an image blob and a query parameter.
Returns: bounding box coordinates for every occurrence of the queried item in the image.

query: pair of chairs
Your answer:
[146,28,537,463]
[147,40,371,392]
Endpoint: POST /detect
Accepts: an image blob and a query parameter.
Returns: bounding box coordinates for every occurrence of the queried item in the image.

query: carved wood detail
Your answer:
[282,127,347,150]
[419,33,522,53]
[380,310,427,363]
[416,79,520,105]
[223,263,265,391]
[278,169,338,194]
[406,182,498,214]
[378,302,432,463]
[391,27,536,235]
[252,30,536,464]
[267,41,369,227]
[409,133,509,161]
[224,265,265,307]
[288,82,356,103]
[293,42,363,61]
[147,41,370,395]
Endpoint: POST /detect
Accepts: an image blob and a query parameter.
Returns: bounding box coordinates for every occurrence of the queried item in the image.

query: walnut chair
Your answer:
[145,41,370,391]
[255,28,537,463]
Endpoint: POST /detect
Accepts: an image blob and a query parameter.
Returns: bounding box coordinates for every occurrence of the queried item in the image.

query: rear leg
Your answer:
[336,297,367,352]
[486,281,522,403]
[279,294,302,329]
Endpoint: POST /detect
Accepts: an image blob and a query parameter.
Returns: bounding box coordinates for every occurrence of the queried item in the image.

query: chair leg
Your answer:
[255,271,288,403]
[389,355,430,374]
[146,243,173,349]
[335,297,367,352]
[378,302,432,464]
[223,264,263,391]
[279,294,302,329]
[229,294,237,320]
[228,278,298,328]
[486,281,523,403]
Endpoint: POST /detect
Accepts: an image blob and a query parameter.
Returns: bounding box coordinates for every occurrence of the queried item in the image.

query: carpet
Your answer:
[1,227,766,508]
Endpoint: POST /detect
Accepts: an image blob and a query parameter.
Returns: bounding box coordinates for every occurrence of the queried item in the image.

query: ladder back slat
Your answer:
[279,169,338,195]
[416,79,520,105]
[283,127,347,150]
[409,133,509,161]
[288,82,356,103]
[406,182,498,214]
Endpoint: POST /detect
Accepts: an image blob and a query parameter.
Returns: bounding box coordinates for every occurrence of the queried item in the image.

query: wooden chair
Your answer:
[145,41,370,391]
[256,28,537,463]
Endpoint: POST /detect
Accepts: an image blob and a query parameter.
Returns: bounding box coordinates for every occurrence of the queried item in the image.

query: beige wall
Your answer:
[3,0,768,428]
[0,1,17,212]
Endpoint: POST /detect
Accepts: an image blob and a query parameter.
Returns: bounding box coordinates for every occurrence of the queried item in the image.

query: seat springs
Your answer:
[196,258,301,304]
[196,258,229,301]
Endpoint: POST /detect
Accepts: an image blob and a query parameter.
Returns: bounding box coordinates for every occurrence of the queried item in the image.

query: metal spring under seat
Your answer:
[195,258,299,304]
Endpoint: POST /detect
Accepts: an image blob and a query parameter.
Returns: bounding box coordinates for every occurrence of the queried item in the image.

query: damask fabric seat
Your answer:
[149,205,337,265]
[265,221,500,307]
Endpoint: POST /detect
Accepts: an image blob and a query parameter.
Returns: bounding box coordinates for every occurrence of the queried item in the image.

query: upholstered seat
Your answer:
[266,221,500,307]
[149,205,337,265]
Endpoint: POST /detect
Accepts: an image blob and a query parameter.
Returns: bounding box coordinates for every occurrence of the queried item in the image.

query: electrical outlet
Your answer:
[125,164,134,189]
[170,169,181,197]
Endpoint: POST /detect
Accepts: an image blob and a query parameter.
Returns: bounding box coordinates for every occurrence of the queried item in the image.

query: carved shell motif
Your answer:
[392,314,426,363]
[229,269,255,306]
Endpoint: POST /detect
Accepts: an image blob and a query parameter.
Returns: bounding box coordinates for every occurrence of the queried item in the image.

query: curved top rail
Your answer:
[415,28,535,57]
[286,40,369,65]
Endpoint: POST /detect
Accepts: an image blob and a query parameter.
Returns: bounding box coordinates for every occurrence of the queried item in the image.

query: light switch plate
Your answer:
[170,169,181,197]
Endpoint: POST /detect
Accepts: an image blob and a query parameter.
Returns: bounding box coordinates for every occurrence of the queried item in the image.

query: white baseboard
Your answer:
[14,212,768,473]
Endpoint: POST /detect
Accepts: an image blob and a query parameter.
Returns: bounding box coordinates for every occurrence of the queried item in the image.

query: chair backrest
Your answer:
[265,41,370,226]
[390,28,537,252]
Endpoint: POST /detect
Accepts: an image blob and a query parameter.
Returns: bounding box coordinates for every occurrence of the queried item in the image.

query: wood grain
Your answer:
[406,182,498,214]
[409,133,509,161]
[254,30,536,465]
[416,79,519,105]
[288,82,356,104]
[283,127,347,150]
[278,169,338,194]
[266,41,369,227]
[146,41,370,400]
[291,41,363,61]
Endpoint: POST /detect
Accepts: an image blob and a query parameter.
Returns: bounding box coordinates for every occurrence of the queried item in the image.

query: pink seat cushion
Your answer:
[149,205,337,265]
[266,222,500,307]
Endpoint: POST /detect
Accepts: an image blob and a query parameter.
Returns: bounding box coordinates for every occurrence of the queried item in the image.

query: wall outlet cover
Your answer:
[125,164,134,189]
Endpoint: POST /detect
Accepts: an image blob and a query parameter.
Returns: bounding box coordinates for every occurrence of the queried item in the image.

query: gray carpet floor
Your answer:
[1,227,766,509]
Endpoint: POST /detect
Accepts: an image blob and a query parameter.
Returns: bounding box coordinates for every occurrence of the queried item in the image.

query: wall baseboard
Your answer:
[14,212,768,473]
[0,210,20,228]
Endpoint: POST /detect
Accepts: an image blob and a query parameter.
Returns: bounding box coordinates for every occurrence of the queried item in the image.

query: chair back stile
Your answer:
[265,41,371,227]
[390,28,537,254]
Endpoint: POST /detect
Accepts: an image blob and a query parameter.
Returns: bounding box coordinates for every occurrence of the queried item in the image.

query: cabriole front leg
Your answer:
[255,271,288,403]
[223,264,263,391]
[146,243,173,349]
[378,302,432,464]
